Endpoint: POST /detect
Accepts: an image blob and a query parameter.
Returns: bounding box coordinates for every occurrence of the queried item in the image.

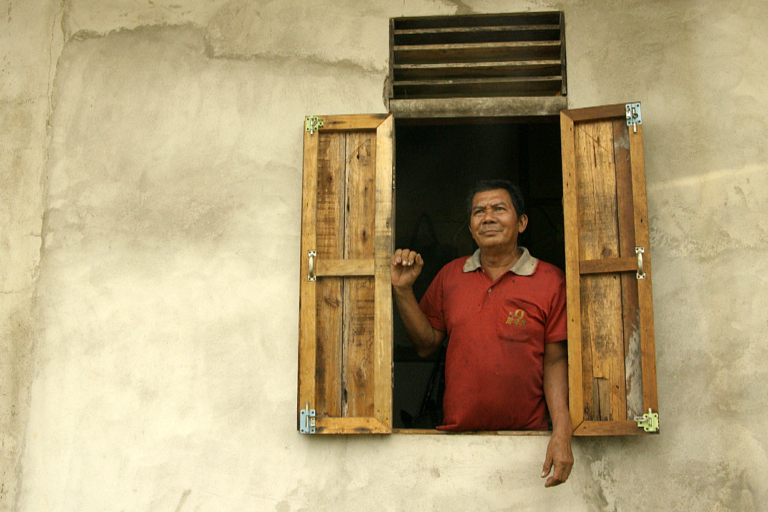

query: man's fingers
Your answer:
[391,248,421,266]
[541,459,552,478]
[544,461,572,488]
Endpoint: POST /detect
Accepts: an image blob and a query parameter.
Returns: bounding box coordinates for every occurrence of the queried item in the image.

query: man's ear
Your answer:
[518,214,529,233]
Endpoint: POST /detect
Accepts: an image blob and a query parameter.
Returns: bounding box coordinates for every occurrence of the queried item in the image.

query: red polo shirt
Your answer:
[419,247,567,431]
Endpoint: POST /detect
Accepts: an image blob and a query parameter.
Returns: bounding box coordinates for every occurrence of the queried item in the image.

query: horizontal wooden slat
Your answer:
[389,96,567,118]
[394,12,561,30]
[394,60,561,80]
[394,41,562,65]
[315,417,391,434]
[310,114,390,131]
[394,76,562,99]
[394,25,560,45]
[573,420,656,436]
[562,103,631,122]
[316,258,375,277]
[579,257,637,275]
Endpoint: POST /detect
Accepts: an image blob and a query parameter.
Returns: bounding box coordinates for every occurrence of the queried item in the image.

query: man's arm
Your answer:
[541,340,574,487]
[391,249,445,357]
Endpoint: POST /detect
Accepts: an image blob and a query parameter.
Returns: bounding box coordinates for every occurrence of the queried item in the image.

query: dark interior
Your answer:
[393,117,565,429]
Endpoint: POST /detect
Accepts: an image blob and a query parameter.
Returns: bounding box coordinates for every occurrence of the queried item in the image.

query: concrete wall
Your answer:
[2,0,766,510]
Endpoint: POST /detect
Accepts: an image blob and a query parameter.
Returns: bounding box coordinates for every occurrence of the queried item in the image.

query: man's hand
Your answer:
[542,340,572,487]
[541,431,573,487]
[390,248,424,289]
[390,248,445,357]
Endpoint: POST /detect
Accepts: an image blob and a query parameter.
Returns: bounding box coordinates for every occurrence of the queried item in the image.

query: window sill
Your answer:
[393,428,551,435]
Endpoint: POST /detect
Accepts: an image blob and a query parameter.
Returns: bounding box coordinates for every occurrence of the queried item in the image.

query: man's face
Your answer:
[469,188,528,252]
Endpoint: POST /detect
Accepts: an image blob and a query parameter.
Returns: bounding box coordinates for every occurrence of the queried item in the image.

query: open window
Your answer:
[297,104,659,436]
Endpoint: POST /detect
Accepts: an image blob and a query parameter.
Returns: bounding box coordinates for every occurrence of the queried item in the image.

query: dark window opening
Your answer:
[393,117,564,430]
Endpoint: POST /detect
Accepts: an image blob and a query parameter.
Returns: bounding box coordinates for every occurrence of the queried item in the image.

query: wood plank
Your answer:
[390,97,567,118]
[342,131,377,418]
[393,25,560,46]
[394,76,563,99]
[563,103,629,122]
[315,258,375,277]
[394,12,561,31]
[315,416,391,434]
[394,41,562,65]
[559,11,567,95]
[393,429,550,435]
[574,119,624,423]
[394,24,560,35]
[388,18,395,102]
[317,114,390,131]
[394,76,562,86]
[297,127,319,423]
[573,420,655,436]
[559,111,584,430]
[393,60,562,80]
[314,131,345,418]
[593,378,612,421]
[629,125,659,414]
[579,257,636,275]
[614,119,641,420]
[373,115,394,427]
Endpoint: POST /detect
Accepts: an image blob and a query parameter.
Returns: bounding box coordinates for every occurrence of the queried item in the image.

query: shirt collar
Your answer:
[462,246,538,276]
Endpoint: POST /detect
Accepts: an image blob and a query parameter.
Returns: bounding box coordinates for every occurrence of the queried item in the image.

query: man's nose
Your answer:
[481,209,497,222]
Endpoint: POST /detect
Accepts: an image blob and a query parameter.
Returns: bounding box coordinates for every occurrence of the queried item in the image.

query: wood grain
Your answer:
[342,131,377,418]
[314,131,345,418]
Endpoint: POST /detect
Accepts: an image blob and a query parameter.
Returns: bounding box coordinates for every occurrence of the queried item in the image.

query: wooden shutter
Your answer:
[298,114,394,434]
[560,103,659,436]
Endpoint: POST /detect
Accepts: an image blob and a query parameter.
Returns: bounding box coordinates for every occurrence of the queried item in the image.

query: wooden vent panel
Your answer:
[390,12,566,100]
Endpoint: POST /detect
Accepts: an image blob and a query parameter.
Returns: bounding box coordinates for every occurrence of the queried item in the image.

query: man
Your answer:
[391,179,573,487]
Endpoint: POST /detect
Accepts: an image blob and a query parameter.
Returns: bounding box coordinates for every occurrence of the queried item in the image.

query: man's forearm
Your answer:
[543,342,571,434]
[392,286,444,357]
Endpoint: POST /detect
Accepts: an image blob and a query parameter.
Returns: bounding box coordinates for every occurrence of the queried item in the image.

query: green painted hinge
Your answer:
[300,403,316,434]
[634,408,659,432]
[305,116,324,134]
[625,103,642,133]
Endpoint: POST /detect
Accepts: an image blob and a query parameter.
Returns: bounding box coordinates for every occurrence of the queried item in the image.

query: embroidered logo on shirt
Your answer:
[506,309,527,326]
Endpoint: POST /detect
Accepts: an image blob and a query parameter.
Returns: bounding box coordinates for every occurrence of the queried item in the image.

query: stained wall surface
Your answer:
[2,1,767,511]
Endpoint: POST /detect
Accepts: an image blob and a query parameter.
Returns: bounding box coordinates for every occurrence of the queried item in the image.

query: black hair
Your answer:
[466,179,526,217]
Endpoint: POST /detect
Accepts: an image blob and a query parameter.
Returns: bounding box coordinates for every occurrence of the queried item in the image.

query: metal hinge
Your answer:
[300,403,316,434]
[305,116,324,134]
[625,103,642,133]
[634,408,659,432]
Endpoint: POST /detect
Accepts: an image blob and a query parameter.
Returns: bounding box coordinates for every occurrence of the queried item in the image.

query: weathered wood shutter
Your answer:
[298,114,394,434]
[560,103,659,436]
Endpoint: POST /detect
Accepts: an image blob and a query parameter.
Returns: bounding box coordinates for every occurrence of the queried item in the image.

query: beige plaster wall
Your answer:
[2,0,766,510]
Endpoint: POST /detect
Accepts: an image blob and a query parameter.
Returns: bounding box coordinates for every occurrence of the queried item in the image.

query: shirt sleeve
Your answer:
[544,272,568,344]
[418,266,447,334]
